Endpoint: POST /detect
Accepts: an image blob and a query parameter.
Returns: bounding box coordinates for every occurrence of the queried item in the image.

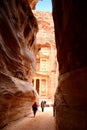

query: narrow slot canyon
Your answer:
[0,0,87,130]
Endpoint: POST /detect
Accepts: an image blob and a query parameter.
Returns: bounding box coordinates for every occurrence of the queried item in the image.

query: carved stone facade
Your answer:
[33,11,58,101]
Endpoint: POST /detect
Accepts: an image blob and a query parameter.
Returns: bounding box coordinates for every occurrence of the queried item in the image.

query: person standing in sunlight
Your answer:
[41,101,45,112]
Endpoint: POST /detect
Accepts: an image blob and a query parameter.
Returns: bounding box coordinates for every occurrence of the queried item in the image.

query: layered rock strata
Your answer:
[0,0,38,128]
[52,0,87,130]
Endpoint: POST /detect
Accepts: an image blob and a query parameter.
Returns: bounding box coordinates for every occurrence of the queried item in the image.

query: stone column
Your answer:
[52,0,87,130]
[39,79,41,96]
[46,78,47,97]
[34,79,36,90]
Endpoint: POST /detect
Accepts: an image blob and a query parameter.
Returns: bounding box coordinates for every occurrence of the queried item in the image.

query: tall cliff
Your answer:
[33,11,55,44]
[52,0,87,130]
[0,0,38,128]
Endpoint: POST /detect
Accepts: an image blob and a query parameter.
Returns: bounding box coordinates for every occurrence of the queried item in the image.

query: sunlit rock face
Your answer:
[28,0,38,9]
[0,0,38,128]
[52,0,87,130]
[33,11,55,44]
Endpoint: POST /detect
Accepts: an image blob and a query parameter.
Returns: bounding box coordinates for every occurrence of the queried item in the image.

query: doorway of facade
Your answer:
[36,79,40,94]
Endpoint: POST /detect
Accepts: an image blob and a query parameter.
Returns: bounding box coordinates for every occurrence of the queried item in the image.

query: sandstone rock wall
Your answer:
[0,0,38,128]
[33,11,55,44]
[52,0,87,130]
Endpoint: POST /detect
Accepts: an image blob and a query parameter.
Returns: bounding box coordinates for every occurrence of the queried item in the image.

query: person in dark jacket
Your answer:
[32,102,38,117]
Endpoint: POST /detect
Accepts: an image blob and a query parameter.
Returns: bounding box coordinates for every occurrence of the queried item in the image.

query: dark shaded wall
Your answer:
[52,0,87,130]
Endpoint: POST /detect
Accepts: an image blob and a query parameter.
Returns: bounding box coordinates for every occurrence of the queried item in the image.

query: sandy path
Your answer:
[2,107,56,130]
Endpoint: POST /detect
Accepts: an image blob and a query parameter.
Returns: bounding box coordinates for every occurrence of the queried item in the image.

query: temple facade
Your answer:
[32,11,58,101]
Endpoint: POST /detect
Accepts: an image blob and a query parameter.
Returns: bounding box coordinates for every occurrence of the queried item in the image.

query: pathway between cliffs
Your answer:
[3,107,56,130]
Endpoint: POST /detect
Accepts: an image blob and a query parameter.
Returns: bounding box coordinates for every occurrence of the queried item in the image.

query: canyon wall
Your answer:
[0,0,38,128]
[52,0,87,130]
[1,0,87,130]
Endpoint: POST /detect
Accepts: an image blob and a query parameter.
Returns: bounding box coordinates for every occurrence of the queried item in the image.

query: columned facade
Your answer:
[32,43,58,101]
[32,11,58,101]
[33,76,48,97]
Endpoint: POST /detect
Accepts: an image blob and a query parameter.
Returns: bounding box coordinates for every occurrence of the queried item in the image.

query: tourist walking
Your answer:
[32,102,38,117]
[41,101,45,112]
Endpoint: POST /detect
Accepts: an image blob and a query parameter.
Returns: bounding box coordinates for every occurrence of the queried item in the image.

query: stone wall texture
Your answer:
[52,0,87,130]
[0,0,38,128]
[1,0,87,130]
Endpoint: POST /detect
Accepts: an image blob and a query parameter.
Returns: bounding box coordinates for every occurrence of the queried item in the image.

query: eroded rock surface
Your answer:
[33,11,55,44]
[52,0,87,130]
[0,0,38,128]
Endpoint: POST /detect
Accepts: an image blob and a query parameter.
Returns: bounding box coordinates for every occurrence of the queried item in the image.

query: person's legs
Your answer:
[33,108,35,117]
[42,108,43,112]
[34,109,37,117]
[34,110,36,117]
